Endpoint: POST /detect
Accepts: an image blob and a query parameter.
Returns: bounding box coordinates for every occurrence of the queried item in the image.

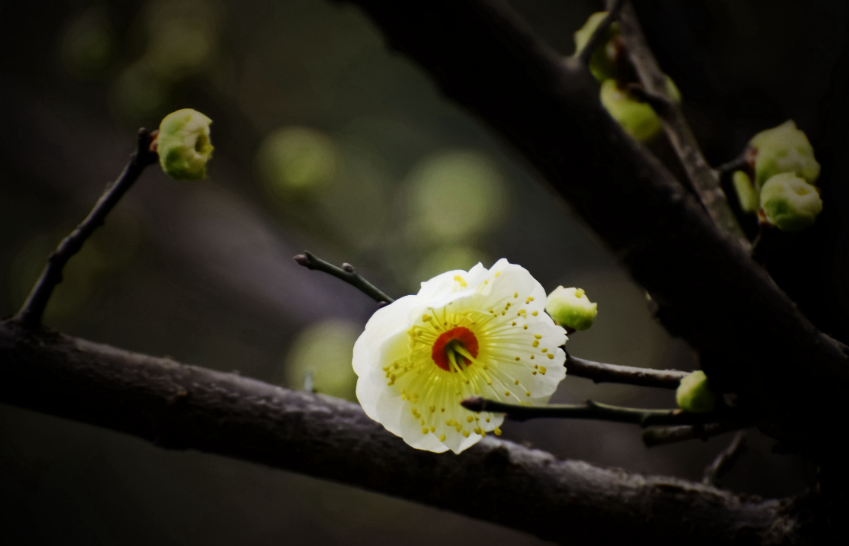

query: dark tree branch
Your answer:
[575,0,625,66]
[642,423,750,448]
[461,396,745,427]
[704,431,749,487]
[294,251,394,304]
[0,321,802,545]
[14,129,158,329]
[334,0,849,467]
[617,2,748,247]
[567,353,688,388]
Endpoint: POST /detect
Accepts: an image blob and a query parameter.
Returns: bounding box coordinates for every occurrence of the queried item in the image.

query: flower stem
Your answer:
[461,396,746,427]
[641,422,749,448]
[14,128,158,330]
[566,353,688,389]
[294,251,394,304]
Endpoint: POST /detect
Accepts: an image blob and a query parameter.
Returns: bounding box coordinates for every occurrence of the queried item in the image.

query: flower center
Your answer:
[431,327,479,372]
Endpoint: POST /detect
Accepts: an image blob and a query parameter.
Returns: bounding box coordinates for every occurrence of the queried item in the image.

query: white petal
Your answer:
[352,295,418,376]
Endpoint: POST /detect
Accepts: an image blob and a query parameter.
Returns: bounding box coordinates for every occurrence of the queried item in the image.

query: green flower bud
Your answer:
[760,172,823,232]
[157,108,214,180]
[732,171,759,214]
[750,120,820,189]
[545,286,598,331]
[574,12,620,82]
[676,371,716,414]
[600,78,681,142]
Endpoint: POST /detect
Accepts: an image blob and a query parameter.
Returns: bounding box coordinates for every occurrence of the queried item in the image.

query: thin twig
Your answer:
[715,154,750,177]
[642,422,750,448]
[14,128,158,329]
[567,353,688,389]
[703,431,749,487]
[575,0,626,66]
[294,251,394,304]
[617,2,750,249]
[461,397,744,427]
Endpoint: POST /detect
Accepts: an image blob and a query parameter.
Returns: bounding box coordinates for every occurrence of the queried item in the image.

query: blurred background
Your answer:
[1,0,847,544]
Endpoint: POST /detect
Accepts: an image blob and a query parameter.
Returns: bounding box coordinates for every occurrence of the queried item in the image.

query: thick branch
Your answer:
[14,129,157,329]
[335,0,849,465]
[567,353,688,388]
[617,2,748,246]
[0,321,800,545]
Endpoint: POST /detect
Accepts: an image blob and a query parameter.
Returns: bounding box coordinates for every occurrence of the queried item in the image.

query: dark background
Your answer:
[1,0,845,544]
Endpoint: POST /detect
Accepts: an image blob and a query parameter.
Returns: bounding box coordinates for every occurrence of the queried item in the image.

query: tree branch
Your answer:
[0,321,801,545]
[13,128,158,329]
[617,2,749,247]
[334,0,849,466]
[461,396,745,427]
[642,423,750,448]
[294,251,394,304]
[566,353,688,388]
[703,431,749,487]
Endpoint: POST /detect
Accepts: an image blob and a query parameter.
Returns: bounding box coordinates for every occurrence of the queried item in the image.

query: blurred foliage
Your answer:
[281,319,359,401]
[406,151,506,243]
[257,127,338,199]
[60,7,116,78]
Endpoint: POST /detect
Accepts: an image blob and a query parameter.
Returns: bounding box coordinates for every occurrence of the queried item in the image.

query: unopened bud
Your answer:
[545,286,597,331]
[676,371,716,414]
[600,78,680,142]
[574,12,620,82]
[750,120,820,189]
[157,108,213,180]
[732,171,759,214]
[760,173,823,232]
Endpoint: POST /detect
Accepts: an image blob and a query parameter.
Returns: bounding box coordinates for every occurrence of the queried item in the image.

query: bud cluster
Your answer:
[731,120,822,232]
[574,12,680,143]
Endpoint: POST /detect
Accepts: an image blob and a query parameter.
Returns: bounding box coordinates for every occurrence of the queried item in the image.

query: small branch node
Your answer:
[294,251,394,304]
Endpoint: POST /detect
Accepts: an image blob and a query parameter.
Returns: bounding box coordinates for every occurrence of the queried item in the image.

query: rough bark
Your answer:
[0,321,802,545]
[334,0,849,465]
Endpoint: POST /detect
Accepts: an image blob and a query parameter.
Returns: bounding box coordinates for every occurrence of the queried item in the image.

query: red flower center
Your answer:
[431,327,479,372]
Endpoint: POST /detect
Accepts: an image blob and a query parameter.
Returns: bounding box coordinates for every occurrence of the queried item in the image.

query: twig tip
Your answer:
[461,397,485,412]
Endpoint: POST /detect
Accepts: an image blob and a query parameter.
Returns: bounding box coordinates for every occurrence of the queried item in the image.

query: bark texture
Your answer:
[0,321,802,545]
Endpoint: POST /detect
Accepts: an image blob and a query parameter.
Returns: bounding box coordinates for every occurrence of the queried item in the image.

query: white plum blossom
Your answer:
[353,259,568,454]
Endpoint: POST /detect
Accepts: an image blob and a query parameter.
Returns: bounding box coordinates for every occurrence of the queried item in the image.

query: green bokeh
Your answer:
[282,320,360,401]
[257,126,339,198]
[407,151,505,242]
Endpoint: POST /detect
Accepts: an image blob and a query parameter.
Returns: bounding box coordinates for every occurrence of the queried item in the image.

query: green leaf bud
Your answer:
[732,171,759,214]
[676,371,716,414]
[545,286,598,331]
[600,78,680,142]
[600,80,660,142]
[574,12,620,82]
[157,108,214,180]
[750,120,820,189]
[760,172,823,232]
